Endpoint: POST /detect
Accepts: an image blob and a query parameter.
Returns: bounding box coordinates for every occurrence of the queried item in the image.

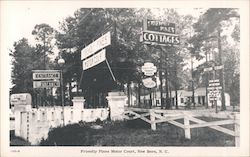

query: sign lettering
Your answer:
[141,62,157,76]
[142,31,180,46]
[81,32,111,60]
[33,80,60,88]
[83,49,106,70]
[146,19,176,34]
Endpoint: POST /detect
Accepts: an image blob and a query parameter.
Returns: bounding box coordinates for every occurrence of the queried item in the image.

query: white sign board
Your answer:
[207,86,222,90]
[83,49,106,70]
[209,79,220,83]
[10,93,32,106]
[214,65,224,70]
[33,70,60,80]
[141,62,157,76]
[33,80,60,88]
[142,77,156,88]
[81,31,111,60]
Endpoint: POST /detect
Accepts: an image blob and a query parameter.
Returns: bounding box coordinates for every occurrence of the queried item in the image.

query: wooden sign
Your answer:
[33,80,60,88]
[82,49,106,70]
[144,19,176,34]
[142,31,180,46]
[33,70,60,80]
[81,32,111,60]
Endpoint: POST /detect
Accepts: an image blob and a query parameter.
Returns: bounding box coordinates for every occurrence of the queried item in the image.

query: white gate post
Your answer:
[150,110,156,131]
[184,115,191,139]
[106,92,126,121]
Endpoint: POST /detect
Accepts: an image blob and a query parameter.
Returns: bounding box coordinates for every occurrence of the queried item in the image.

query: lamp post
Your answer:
[58,58,65,126]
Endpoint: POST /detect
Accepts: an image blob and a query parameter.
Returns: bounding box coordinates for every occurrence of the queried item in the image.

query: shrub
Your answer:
[40,123,100,146]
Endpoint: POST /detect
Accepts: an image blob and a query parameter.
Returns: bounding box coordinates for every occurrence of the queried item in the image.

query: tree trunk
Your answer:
[127,81,130,107]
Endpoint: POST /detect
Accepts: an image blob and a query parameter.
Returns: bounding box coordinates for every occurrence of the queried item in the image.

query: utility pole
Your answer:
[191,54,195,108]
[165,52,170,109]
[159,49,164,109]
[217,28,226,110]
[205,51,209,108]
[174,54,178,109]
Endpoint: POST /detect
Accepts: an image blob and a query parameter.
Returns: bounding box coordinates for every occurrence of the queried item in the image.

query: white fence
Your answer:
[123,107,240,146]
[13,97,109,145]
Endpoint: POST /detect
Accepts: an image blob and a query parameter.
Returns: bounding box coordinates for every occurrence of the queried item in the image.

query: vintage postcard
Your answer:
[0,0,249,157]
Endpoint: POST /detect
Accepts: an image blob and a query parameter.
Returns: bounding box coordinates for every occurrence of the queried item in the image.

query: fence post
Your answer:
[150,110,156,131]
[234,113,240,147]
[184,115,191,139]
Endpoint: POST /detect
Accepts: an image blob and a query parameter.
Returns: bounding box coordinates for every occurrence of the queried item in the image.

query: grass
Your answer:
[39,118,235,146]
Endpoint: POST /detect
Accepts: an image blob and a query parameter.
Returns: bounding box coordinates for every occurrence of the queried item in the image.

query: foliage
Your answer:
[10,38,43,94]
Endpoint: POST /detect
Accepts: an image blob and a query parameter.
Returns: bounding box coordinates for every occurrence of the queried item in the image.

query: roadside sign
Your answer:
[209,79,220,83]
[141,62,157,76]
[81,31,111,60]
[142,31,180,46]
[142,77,156,88]
[144,19,176,34]
[33,80,60,88]
[209,82,220,87]
[214,65,224,70]
[207,86,222,90]
[204,65,224,72]
[204,67,213,72]
[83,49,106,70]
[33,70,60,80]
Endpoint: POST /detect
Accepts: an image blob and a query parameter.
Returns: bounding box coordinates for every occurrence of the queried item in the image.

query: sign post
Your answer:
[141,19,179,109]
[204,65,224,113]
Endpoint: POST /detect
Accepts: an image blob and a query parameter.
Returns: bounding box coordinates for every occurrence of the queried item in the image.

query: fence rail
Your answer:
[123,107,240,146]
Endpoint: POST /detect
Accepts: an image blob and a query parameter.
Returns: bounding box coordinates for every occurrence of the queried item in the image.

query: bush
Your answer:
[40,123,101,146]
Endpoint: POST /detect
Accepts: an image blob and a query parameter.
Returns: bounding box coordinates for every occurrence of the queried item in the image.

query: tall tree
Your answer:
[32,23,57,69]
[190,8,239,110]
[10,38,45,106]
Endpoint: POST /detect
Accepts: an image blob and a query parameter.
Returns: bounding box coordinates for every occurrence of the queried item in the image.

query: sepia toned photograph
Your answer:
[0,1,249,157]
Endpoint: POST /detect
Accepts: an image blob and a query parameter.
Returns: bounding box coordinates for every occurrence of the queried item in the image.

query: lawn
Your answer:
[39,118,235,146]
